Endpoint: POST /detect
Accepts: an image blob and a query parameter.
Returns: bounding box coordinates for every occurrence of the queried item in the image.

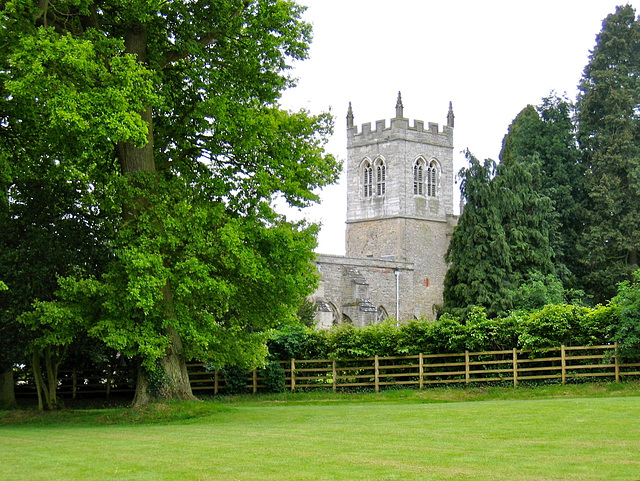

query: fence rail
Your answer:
[13,344,640,398]
[191,344,640,394]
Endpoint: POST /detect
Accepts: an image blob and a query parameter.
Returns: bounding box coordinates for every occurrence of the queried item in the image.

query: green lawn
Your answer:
[2,384,640,480]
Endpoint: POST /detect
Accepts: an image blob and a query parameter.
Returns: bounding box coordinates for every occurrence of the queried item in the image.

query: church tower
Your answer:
[344,93,457,318]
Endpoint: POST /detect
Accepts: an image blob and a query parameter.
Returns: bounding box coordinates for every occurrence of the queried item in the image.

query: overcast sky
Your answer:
[279,1,640,255]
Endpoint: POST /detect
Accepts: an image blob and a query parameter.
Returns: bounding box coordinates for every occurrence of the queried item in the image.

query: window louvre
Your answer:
[363,161,373,197]
[376,162,386,196]
[427,161,437,197]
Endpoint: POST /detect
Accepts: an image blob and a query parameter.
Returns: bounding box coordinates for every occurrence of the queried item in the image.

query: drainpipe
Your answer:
[395,269,400,326]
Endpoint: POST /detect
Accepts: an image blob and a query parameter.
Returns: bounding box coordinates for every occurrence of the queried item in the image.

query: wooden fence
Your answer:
[13,344,640,398]
[197,344,640,394]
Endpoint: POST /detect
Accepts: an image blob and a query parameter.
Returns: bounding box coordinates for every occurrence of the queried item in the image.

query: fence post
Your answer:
[252,369,258,394]
[513,348,518,388]
[465,351,470,384]
[106,368,112,399]
[72,368,78,400]
[290,359,296,392]
[561,345,566,385]
[614,342,620,382]
[419,353,424,390]
[374,355,380,393]
[214,369,219,395]
[332,360,337,393]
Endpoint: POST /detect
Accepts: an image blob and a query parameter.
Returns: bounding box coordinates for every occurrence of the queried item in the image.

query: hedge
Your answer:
[267,303,637,362]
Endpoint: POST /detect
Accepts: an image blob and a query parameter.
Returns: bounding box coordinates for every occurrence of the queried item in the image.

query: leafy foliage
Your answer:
[609,270,640,358]
[219,365,250,395]
[1,0,341,403]
[518,304,600,350]
[326,321,401,358]
[500,96,585,288]
[261,361,286,393]
[443,152,509,317]
[504,273,566,312]
[267,325,328,360]
[265,301,630,362]
[0,150,112,393]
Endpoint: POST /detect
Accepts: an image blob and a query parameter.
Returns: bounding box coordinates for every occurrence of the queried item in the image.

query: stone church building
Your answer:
[313,93,458,328]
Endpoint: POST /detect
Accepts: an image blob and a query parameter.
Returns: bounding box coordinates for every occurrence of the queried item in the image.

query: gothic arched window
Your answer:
[375,158,386,196]
[427,160,439,197]
[362,160,373,198]
[413,158,425,195]
[376,306,388,324]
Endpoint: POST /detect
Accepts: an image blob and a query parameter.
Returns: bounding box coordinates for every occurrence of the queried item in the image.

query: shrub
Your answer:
[220,366,248,395]
[267,302,616,361]
[610,270,640,360]
[325,324,364,358]
[267,325,328,361]
[465,307,520,352]
[397,319,434,355]
[261,361,286,393]
[505,273,565,312]
[518,304,596,350]
[425,313,467,353]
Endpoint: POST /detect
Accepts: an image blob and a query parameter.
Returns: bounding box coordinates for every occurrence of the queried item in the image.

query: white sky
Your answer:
[279,1,640,255]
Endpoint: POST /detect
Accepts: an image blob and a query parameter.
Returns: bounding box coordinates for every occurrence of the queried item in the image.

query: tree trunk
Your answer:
[157,326,196,400]
[116,106,155,175]
[44,346,58,409]
[116,25,155,178]
[0,368,16,409]
[131,363,151,408]
[132,328,197,408]
[120,24,195,407]
[629,246,638,273]
[32,352,49,410]
[132,287,197,407]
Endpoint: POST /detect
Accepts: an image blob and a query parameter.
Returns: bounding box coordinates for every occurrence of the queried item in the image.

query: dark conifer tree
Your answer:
[500,96,585,290]
[444,147,557,318]
[444,152,510,317]
[576,4,640,303]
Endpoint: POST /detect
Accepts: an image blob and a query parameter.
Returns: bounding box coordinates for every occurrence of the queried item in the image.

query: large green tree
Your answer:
[443,153,510,317]
[444,148,557,318]
[576,4,640,303]
[0,31,114,408]
[0,157,112,410]
[2,0,339,405]
[500,95,585,290]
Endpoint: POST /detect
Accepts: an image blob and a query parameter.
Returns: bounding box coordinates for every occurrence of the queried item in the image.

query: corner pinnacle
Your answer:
[395,91,404,118]
[347,101,354,128]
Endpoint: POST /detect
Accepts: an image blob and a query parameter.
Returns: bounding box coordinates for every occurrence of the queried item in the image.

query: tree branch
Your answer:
[160,1,250,68]
[34,0,49,27]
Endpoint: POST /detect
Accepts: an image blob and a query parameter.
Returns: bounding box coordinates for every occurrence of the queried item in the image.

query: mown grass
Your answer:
[1,382,639,480]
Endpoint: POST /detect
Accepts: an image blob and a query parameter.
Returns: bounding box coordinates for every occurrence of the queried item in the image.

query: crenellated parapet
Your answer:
[347,92,454,148]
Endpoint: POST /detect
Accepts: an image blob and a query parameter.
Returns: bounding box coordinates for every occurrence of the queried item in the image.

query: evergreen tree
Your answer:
[495,154,557,290]
[444,149,557,318]
[576,5,640,303]
[500,96,585,289]
[444,152,509,317]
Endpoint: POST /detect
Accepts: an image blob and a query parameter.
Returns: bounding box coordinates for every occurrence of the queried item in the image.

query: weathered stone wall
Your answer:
[313,254,413,327]
[343,215,457,320]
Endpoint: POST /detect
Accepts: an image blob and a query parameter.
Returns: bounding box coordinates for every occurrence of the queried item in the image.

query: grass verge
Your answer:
[0,382,638,480]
